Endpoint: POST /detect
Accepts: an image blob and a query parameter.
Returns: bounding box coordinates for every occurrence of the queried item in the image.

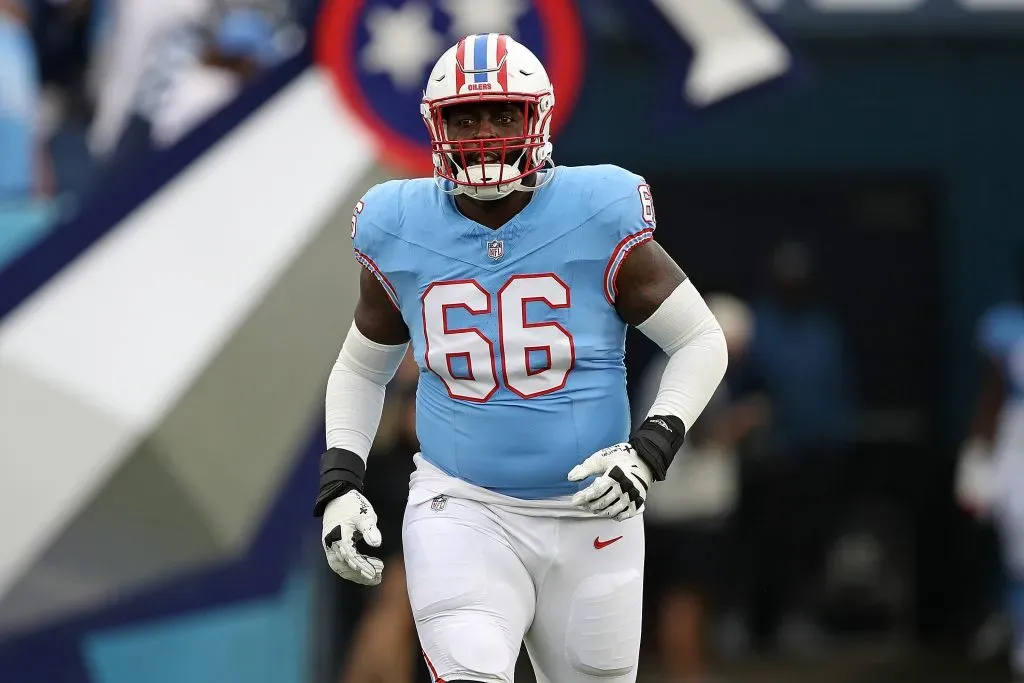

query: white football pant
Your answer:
[402,457,645,683]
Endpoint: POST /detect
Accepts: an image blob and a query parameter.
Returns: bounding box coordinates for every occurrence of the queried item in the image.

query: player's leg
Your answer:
[403,495,535,683]
[989,419,1024,680]
[998,482,1024,680]
[523,514,645,683]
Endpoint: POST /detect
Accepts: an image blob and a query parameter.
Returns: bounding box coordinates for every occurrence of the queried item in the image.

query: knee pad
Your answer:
[564,570,643,678]
[421,622,512,683]
[445,621,513,680]
[404,509,526,683]
[410,578,514,681]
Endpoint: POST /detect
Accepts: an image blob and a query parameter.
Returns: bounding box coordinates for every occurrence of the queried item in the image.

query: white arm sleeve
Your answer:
[636,279,729,430]
[325,322,410,460]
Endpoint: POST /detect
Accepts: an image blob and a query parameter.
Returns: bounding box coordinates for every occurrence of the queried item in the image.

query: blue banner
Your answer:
[754,0,1024,33]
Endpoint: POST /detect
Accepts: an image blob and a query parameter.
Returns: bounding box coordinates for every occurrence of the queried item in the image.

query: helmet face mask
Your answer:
[431,96,548,197]
[421,34,556,201]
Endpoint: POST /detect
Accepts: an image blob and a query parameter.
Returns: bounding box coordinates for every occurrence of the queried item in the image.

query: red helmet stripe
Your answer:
[454,37,467,93]
[496,34,508,91]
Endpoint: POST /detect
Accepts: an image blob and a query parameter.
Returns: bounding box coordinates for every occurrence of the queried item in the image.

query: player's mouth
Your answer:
[463,151,503,165]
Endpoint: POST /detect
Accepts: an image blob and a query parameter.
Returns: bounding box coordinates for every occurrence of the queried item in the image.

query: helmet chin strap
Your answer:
[436,158,557,200]
[453,163,524,201]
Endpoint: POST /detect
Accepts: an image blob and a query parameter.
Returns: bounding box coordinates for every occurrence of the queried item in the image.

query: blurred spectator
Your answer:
[0,0,305,258]
[748,240,855,454]
[97,0,303,182]
[958,251,1024,678]
[23,0,105,202]
[86,0,214,162]
[739,239,856,654]
[32,0,95,93]
[639,293,769,682]
[0,0,44,199]
[0,0,66,269]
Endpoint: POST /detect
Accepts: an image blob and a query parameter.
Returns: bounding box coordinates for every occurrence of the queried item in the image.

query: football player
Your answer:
[959,259,1024,681]
[315,34,728,683]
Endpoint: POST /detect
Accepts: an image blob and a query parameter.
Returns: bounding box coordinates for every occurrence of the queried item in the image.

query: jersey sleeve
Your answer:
[594,167,659,305]
[350,183,400,309]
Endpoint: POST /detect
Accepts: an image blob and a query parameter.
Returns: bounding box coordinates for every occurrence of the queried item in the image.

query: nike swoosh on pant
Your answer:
[594,535,623,549]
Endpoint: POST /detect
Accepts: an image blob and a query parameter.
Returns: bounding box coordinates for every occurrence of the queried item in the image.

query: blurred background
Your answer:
[1,0,1023,682]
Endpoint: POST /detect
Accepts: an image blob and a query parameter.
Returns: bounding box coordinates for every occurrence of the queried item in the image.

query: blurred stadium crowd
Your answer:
[0,0,306,269]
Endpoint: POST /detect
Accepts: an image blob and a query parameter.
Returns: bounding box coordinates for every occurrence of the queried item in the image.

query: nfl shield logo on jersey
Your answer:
[487,239,504,261]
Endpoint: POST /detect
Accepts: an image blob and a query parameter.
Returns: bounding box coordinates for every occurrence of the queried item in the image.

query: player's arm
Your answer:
[613,239,687,326]
[955,300,1017,515]
[570,239,728,521]
[967,357,1005,446]
[616,240,728,472]
[955,354,1006,516]
[967,307,1016,451]
[315,267,410,585]
[322,267,411,464]
[352,266,414,345]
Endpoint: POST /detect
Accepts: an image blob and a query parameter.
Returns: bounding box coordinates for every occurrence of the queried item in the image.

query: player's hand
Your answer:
[568,443,653,521]
[955,439,995,519]
[322,490,384,585]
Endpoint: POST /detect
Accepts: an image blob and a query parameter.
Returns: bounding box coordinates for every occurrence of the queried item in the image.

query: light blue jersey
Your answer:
[979,304,1024,401]
[352,165,657,499]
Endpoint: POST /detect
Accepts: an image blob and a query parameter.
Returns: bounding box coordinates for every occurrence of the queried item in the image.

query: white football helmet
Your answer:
[421,33,556,201]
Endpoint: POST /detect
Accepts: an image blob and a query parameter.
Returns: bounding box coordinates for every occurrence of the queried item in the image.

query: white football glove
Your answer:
[322,489,384,585]
[568,443,654,521]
